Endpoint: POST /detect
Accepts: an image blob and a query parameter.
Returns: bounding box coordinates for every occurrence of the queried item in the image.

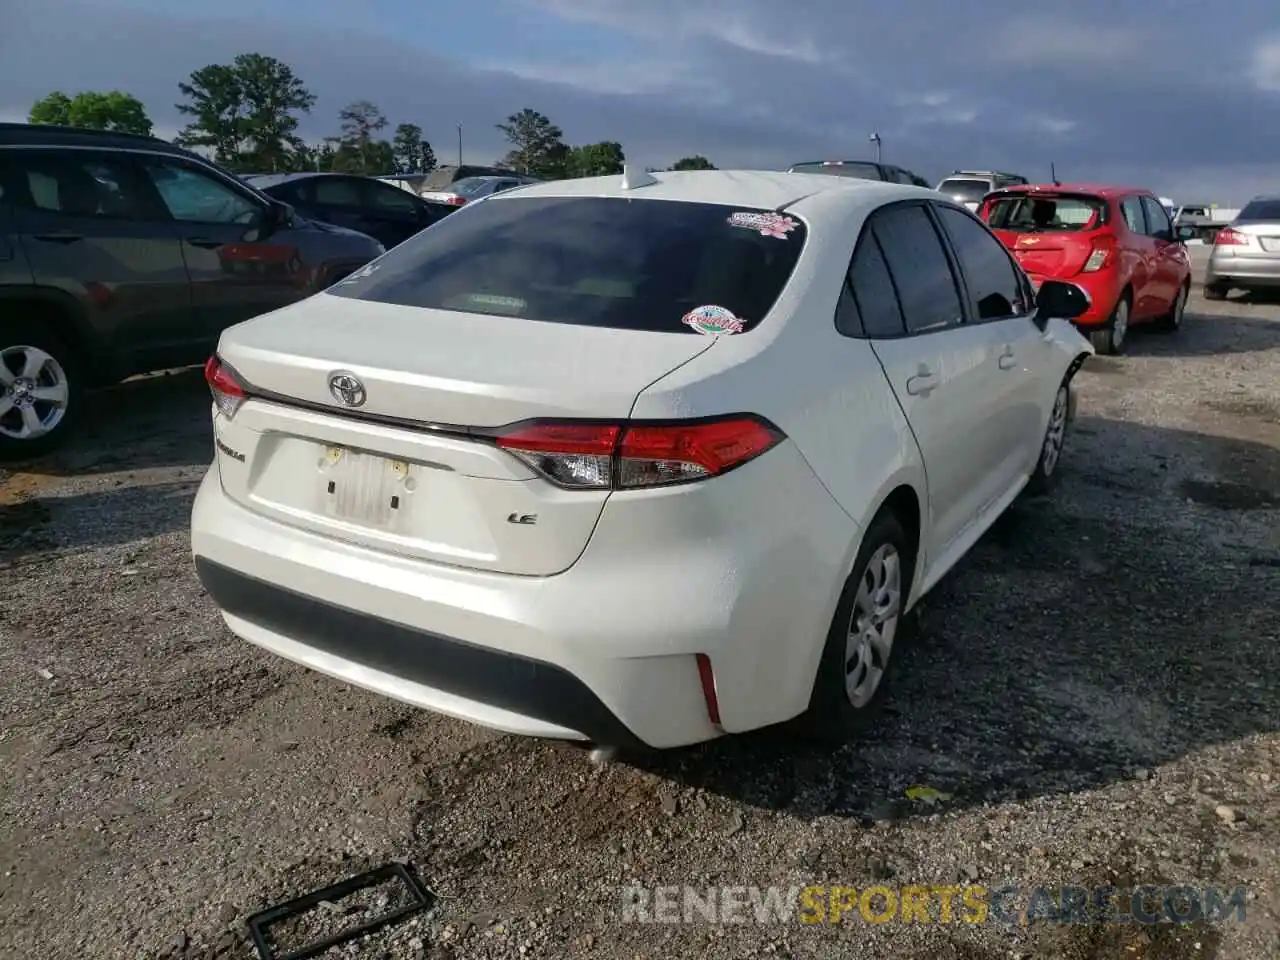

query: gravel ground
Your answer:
[2,263,1278,960]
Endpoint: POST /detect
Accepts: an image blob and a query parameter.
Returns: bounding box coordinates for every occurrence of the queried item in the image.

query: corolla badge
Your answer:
[328,371,367,407]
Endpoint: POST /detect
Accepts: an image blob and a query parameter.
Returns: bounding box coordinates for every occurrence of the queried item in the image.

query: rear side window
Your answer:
[1120,197,1145,233]
[936,205,1028,319]
[2,150,151,221]
[314,178,363,207]
[330,196,808,335]
[938,178,991,203]
[1237,199,1280,221]
[843,232,906,338]
[984,194,1107,232]
[871,204,964,334]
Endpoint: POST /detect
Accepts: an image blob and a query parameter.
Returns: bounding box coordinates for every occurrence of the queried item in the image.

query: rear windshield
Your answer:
[450,177,496,197]
[1237,200,1280,221]
[937,178,991,202]
[328,196,808,335]
[419,166,505,191]
[789,161,882,181]
[984,193,1107,232]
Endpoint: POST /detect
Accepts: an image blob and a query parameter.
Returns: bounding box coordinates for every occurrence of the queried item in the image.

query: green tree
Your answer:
[175,54,315,171]
[566,141,625,178]
[235,53,316,172]
[391,123,436,173]
[496,108,569,179]
[670,155,716,171]
[29,90,153,136]
[331,101,390,174]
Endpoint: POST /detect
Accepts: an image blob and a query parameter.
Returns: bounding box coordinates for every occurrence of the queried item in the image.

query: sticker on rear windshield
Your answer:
[682,304,745,336]
[466,293,526,313]
[727,211,799,239]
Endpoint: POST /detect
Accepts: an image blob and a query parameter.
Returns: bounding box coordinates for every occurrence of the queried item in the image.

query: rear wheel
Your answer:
[1203,281,1228,301]
[1089,293,1130,355]
[1156,282,1189,332]
[0,323,84,462]
[797,510,914,743]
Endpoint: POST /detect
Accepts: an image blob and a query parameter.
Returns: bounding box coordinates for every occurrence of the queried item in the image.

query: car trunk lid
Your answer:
[211,295,717,575]
[982,191,1107,278]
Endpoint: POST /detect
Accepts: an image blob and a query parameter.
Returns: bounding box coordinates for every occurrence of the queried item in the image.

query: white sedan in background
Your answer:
[191,169,1093,751]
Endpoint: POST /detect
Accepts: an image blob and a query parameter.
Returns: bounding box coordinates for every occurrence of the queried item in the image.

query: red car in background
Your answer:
[979,184,1193,355]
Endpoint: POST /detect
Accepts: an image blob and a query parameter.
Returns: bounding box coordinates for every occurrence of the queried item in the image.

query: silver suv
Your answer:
[935,170,1029,211]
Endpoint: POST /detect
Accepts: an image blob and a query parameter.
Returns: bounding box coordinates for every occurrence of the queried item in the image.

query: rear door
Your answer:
[1118,194,1158,317]
[854,201,1015,558]
[0,147,194,373]
[135,154,306,338]
[358,177,433,247]
[982,191,1108,285]
[1140,194,1188,310]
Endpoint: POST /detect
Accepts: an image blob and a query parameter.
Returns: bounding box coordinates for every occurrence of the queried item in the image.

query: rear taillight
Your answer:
[1081,236,1117,273]
[445,196,467,206]
[1215,227,1248,246]
[204,355,246,419]
[493,416,784,490]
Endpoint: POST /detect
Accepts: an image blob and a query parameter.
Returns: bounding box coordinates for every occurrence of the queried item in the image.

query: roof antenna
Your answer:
[1050,162,1061,187]
[620,164,658,190]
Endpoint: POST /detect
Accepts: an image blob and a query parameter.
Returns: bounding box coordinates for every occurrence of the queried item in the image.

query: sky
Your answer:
[2,0,1280,204]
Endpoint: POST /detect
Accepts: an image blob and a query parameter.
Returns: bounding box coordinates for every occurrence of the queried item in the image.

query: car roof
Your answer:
[488,169,937,221]
[0,121,206,162]
[245,172,360,187]
[992,182,1151,199]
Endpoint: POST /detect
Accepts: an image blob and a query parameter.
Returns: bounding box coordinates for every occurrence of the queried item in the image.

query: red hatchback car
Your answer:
[979,184,1192,355]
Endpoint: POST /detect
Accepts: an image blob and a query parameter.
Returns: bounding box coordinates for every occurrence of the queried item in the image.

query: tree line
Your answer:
[26,53,719,179]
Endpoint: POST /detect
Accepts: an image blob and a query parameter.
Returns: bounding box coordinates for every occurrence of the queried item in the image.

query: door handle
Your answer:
[998,347,1017,370]
[32,232,83,244]
[187,237,223,249]
[905,369,938,396]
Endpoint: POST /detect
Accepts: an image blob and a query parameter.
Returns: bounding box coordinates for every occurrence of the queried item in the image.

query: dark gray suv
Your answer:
[0,123,385,460]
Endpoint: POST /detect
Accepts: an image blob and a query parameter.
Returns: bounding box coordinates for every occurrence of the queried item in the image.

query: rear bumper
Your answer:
[190,440,857,749]
[195,557,645,748]
[1206,249,1280,285]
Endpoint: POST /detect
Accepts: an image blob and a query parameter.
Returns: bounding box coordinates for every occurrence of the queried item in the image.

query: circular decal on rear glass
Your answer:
[682,304,745,336]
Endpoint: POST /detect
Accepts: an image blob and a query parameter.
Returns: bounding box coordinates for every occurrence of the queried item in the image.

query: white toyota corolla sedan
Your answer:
[191,168,1093,751]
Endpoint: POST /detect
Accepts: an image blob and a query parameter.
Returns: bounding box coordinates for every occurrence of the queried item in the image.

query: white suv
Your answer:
[191,170,1092,751]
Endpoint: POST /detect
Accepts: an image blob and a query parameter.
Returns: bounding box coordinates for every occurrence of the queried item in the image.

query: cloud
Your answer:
[3,0,1280,200]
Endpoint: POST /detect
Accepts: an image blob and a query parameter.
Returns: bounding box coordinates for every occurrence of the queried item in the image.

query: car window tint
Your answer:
[313,177,364,207]
[845,232,906,337]
[7,152,149,220]
[871,205,963,334]
[936,205,1028,319]
[143,162,260,224]
[329,196,807,335]
[366,181,419,213]
[1140,196,1171,238]
[1120,197,1146,233]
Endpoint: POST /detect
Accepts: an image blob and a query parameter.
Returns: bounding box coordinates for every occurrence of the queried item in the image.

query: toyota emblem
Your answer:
[328,371,367,407]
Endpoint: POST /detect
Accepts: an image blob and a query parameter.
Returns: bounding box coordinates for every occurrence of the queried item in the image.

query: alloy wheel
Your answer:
[844,543,901,708]
[0,345,70,441]
[1041,385,1069,477]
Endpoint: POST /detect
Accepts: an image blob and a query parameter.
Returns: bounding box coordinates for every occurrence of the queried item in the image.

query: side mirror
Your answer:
[264,200,295,232]
[1035,279,1090,321]
[1175,224,1198,242]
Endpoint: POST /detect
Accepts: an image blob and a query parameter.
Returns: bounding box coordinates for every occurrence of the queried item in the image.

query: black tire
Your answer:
[1203,282,1228,301]
[796,510,916,744]
[0,321,84,463]
[1026,379,1071,496]
[1155,281,1189,333]
[1088,290,1131,356]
